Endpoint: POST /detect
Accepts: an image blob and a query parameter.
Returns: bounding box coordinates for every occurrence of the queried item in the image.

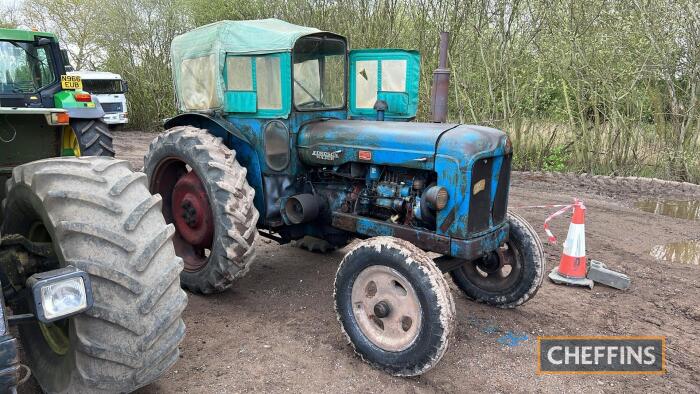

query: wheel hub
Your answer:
[351,265,422,352]
[373,300,391,318]
[459,243,522,292]
[171,171,214,249]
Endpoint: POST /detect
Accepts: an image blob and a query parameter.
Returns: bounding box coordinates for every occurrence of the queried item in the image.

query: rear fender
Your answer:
[164,113,264,219]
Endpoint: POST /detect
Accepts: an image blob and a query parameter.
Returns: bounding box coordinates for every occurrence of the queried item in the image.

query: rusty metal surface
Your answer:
[332,212,507,260]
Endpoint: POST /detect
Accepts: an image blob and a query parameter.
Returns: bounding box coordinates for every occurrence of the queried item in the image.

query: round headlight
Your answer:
[424,186,449,210]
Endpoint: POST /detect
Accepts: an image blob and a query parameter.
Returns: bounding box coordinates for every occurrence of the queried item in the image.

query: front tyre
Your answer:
[334,237,455,376]
[68,119,115,157]
[1,157,187,393]
[450,211,545,308]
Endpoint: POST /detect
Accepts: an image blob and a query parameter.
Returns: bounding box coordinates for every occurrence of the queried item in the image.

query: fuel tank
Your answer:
[297,119,507,171]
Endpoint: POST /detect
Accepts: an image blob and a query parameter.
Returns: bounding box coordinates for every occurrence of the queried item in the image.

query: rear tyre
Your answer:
[450,211,545,308]
[334,237,455,376]
[1,156,187,393]
[144,126,259,294]
[69,119,115,157]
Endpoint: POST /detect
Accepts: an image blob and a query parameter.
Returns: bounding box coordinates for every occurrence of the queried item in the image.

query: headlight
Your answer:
[27,266,93,323]
[424,186,449,210]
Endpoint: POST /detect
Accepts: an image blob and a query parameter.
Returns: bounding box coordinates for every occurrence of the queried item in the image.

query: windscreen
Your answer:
[293,36,345,110]
[0,40,56,94]
[81,79,125,94]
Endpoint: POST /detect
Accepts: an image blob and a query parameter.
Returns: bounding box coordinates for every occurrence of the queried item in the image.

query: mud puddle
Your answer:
[634,199,700,220]
[651,240,700,266]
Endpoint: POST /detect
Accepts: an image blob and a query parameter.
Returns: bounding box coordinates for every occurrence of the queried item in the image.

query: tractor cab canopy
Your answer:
[171,19,420,120]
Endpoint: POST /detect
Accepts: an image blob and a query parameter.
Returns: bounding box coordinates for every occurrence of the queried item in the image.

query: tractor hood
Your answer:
[297,119,508,170]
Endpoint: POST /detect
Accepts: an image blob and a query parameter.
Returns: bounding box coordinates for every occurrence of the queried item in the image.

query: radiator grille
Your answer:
[101,102,123,113]
[492,154,511,224]
[467,158,493,233]
[467,154,512,233]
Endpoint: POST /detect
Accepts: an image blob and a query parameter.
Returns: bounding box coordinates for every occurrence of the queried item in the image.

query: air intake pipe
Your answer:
[430,32,451,123]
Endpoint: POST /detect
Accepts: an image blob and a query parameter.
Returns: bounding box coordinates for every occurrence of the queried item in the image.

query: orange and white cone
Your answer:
[548,200,594,289]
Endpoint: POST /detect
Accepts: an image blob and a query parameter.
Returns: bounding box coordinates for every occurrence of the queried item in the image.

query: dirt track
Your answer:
[26,131,700,393]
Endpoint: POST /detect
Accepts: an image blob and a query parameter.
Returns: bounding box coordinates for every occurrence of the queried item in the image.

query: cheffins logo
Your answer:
[312,150,339,161]
[537,336,665,374]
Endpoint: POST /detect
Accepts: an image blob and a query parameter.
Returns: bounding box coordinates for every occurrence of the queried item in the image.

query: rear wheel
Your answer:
[334,237,455,376]
[64,119,114,157]
[144,126,259,294]
[450,211,545,308]
[1,156,186,393]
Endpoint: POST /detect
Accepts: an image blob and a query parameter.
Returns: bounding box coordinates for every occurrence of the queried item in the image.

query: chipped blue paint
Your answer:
[435,126,508,238]
[496,331,529,347]
[449,223,508,258]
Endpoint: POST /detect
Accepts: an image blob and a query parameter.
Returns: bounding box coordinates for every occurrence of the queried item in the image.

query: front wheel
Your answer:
[450,211,545,308]
[64,119,115,157]
[334,237,455,376]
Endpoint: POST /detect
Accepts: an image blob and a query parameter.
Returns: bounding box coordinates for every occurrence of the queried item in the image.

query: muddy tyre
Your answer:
[1,156,187,393]
[70,119,115,157]
[144,126,258,294]
[334,237,455,376]
[450,211,545,308]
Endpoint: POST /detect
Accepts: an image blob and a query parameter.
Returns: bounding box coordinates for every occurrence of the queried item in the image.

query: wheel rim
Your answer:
[28,222,71,356]
[458,242,523,292]
[38,320,70,356]
[61,126,81,157]
[351,265,422,352]
[152,158,214,272]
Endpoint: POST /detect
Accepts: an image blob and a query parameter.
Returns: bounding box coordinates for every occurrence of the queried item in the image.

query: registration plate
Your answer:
[60,75,82,90]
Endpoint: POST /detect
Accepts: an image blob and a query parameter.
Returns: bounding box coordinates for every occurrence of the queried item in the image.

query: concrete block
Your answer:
[587,260,630,290]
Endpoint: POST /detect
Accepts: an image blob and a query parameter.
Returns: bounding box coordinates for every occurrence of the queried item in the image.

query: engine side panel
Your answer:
[297,119,459,170]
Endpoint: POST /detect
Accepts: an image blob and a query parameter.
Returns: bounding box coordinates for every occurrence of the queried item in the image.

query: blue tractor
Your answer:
[144,19,545,376]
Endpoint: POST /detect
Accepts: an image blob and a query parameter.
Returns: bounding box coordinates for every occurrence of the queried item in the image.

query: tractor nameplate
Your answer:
[312,150,339,161]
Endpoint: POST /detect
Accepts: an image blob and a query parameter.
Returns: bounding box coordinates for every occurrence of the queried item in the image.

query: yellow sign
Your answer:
[60,75,82,90]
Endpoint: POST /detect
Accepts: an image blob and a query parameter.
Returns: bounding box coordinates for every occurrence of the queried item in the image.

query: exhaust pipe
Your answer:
[430,31,451,123]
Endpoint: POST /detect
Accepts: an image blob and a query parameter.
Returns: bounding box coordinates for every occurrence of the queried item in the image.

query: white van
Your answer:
[68,70,128,129]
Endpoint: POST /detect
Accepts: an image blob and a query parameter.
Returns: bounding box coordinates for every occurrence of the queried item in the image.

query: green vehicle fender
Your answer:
[54,90,105,119]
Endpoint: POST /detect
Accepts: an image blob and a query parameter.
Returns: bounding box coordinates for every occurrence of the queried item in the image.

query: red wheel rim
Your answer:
[152,158,214,272]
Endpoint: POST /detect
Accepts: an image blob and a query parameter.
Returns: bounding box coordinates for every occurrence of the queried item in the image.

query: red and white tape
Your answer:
[512,199,584,244]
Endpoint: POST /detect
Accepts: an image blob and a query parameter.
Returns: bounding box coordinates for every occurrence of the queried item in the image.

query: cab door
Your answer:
[348,49,420,120]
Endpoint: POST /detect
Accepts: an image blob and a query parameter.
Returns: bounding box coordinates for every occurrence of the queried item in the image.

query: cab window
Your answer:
[225,54,284,114]
[292,36,346,110]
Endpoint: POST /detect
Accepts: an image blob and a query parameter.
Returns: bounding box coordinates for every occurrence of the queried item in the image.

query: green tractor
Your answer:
[0,28,186,392]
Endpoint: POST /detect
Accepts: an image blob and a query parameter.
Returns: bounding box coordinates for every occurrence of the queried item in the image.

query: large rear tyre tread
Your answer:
[1,156,186,393]
[144,126,259,294]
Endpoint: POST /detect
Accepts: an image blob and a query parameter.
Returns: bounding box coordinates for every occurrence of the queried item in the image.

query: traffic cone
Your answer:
[548,199,594,289]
